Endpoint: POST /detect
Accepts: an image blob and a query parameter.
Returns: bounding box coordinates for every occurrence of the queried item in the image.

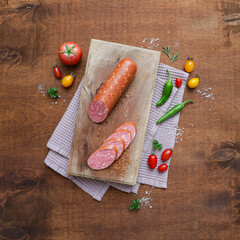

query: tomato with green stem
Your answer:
[188,75,200,88]
[161,149,173,161]
[62,72,76,88]
[53,64,61,78]
[58,42,82,65]
[175,78,182,88]
[184,57,194,73]
[148,154,157,169]
[158,164,168,172]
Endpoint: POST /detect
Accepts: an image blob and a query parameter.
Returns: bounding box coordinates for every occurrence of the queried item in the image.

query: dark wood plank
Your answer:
[0,0,239,239]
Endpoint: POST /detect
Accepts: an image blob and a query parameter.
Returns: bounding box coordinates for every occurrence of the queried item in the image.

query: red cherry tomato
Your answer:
[175,78,182,88]
[58,42,82,65]
[148,154,157,169]
[161,149,173,161]
[53,64,61,78]
[158,164,168,172]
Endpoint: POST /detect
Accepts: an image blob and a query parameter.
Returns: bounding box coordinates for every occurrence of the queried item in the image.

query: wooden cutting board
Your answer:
[68,39,160,185]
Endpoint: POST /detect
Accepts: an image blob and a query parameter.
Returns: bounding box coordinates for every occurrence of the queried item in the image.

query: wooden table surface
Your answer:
[0,0,239,239]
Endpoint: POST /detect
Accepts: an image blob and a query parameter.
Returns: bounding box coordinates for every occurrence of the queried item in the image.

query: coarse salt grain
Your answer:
[173,42,179,48]
[175,127,185,144]
[141,37,160,49]
[140,191,153,209]
[197,86,215,101]
[149,38,154,44]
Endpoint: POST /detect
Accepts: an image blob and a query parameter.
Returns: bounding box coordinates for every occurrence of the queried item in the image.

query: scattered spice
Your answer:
[173,42,180,48]
[197,87,215,101]
[141,37,160,49]
[140,191,153,209]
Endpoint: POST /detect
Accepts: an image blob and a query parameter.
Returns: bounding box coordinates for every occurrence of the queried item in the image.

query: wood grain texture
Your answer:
[0,0,239,239]
[68,39,160,185]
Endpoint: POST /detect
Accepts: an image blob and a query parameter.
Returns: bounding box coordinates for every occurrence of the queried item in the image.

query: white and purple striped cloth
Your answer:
[44,63,189,201]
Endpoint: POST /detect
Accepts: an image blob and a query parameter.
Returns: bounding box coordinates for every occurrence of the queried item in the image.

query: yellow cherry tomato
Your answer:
[188,75,200,88]
[184,57,194,73]
[62,72,76,88]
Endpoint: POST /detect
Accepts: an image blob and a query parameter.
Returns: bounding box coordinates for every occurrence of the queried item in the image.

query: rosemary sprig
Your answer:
[162,45,171,58]
[163,46,180,63]
[171,52,180,63]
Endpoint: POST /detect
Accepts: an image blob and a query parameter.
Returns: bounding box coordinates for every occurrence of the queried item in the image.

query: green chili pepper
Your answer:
[156,100,194,124]
[156,70,173,106]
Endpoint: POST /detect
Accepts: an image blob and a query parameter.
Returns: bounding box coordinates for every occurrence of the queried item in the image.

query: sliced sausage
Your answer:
[116,122,137,141]
[104,129,132,150]
[88,58,137,123]
[87,145,118,170]
[102,137,125,160]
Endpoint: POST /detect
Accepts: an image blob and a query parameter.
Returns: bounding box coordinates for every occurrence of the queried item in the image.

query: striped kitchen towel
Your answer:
[44,63,189,201]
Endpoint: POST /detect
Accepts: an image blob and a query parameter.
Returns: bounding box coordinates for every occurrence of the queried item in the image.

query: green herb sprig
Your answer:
[152,139,163,150]
[162,45,171,58]
[46,87,59,99]
[162,45,180,64]
[129,199,140,211]
[171,52,180,63]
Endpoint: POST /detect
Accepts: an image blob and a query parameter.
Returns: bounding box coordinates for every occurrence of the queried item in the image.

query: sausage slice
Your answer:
[102,137,125,160]
[104,129,132,150]
[87,145,118,170]
[115,122,137,141]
